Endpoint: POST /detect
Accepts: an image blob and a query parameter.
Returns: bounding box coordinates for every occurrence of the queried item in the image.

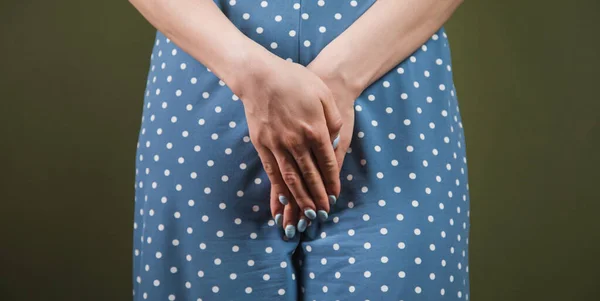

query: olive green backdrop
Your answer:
[1,0,598,300]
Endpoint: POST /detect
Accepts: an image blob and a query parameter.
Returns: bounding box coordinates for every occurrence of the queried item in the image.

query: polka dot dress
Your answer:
[132,1,471,300]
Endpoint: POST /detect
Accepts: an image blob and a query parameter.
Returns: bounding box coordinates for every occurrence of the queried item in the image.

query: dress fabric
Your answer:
[132,1,471,300]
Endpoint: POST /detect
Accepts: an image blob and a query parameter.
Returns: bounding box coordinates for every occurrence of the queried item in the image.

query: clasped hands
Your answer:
[232,51,362,239]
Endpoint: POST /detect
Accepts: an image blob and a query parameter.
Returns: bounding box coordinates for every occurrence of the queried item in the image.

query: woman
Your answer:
[129,0,469,300]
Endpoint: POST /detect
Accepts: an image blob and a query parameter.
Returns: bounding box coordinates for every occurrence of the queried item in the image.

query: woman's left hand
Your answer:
[309,61,359,172]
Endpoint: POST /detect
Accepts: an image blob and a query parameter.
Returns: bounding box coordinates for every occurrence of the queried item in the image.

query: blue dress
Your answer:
[132,1,471,300]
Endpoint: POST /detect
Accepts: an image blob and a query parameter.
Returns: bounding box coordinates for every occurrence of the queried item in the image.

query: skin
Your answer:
[128,0,343,227]
[277,0,465,232]
[129,0,465,238]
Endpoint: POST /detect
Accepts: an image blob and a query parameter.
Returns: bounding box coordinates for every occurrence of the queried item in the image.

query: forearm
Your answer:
[310,0,464,95]
[128,0,276,96]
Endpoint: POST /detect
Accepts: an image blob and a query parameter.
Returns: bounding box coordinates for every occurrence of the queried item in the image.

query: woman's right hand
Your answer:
[232,54,343,237]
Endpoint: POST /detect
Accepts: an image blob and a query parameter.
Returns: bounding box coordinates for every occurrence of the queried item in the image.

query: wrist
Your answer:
[308,44,369,100]
[218,39,280,100]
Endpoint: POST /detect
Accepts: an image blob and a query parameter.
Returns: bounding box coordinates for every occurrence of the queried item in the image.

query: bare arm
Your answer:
[309,0,464,97]
[129,0,345,236]
[128,0,273,96]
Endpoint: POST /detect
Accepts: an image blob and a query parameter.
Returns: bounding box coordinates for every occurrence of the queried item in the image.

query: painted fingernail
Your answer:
[317,210,329,221]
[285,225,296,238]
[304,209,317,220]
[274,213,283,226]
[332,133,340,149]
[278,194,289,205]
[297,219,308,232]
[328,195,337,205]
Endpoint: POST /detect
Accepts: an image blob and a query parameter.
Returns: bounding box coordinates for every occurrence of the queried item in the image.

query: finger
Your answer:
[335,142,347,171]
[283,199,298,239]
[318,88,343,142]
[254,144,289,228]
[283,201,300,236]
[271,186,284,227]
[272,146,318,221]
[308,129,341,209]
[334,127,352,170]
[287,135,330,222]
[332,132,341,149]
[296,209,309,233]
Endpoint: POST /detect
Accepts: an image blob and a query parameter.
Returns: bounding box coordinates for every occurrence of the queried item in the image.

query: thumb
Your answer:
[334,134,346,170]
[320,90,343,143]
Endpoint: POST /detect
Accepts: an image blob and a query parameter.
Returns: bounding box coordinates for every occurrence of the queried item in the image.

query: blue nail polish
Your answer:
[275,213,283,226]
[317,210,328,221]
[304,209,317,220]
[328,195,337,205]
[278,194,289,205]
[333,134,340,149]
[285,225,296,238]
[297,219,308,232]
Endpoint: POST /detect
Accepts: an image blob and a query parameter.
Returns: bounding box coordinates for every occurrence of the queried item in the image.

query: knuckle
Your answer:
[331,117,343,133]
[281,171,299,186]
[254,135,267,145]
[262,160,276,176]
[291,143,305,156]
[313,139,332,153]
[320,87,335,103]
[280,132,299,147]
[303,126,320,142]
[324,158,338,173]
[250,129,267,145]
[284,137,305,155]
[301,169,320,184]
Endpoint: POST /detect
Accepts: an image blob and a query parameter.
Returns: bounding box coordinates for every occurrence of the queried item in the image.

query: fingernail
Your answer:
[317,210,328,221]
[285,225,296,238]
[297,219,308,232]
[304,209,317,220]
[278,194,289,205]
[328,195,337,205]
[274,213,283,226]
[332,133,340,149]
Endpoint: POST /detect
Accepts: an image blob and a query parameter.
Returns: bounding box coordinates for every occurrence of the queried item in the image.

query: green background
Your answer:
[1,0,598,300]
